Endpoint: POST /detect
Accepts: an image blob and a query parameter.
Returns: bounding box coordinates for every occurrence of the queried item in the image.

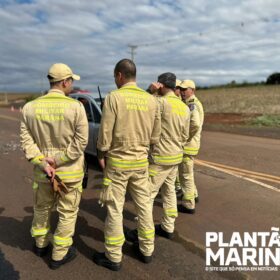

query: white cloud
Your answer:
[0,0,279,92]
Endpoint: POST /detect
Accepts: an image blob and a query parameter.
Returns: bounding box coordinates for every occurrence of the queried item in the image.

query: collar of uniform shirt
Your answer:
[120,82,137,88]
[185,94,196,103]
[48,89,65,95]
[165,90,177,97]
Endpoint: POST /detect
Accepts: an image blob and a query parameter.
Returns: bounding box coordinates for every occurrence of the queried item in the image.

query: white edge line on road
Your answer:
[196,160,280,193]
[0,114,20,122]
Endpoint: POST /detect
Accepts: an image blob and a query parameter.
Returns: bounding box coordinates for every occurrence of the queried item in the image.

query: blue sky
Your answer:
[0,0,279,92]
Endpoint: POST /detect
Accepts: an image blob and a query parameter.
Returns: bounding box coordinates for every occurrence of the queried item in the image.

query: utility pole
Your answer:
[128,45,138,61]
[4,92,8,104]
[40,77,44,95]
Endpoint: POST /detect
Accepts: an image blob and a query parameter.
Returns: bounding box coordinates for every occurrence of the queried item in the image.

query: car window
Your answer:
[94,98,104,108]
[78,97,93,122]
[92,105,101,123]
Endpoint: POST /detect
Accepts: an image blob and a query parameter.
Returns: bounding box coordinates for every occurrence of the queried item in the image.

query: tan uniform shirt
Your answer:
[151,91,190,165]
[20,89,89,183]
[97,82,161,170]
[184,95,204,155]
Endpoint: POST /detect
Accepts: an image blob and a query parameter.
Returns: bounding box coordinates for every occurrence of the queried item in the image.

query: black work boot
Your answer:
[125,229,138,243]
[175,188,183,199]
[155,224,174,240]
[133,242,152,264]
[92,252,121,271]
[33,244,49,257]
[49,246,77,270]
[178,205,196,214]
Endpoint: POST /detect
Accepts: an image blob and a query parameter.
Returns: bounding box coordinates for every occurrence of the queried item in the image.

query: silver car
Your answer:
[70,92,104,156]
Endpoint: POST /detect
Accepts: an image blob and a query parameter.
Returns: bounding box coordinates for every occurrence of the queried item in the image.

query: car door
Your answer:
[89,98,102,157]
[76,96,96,156]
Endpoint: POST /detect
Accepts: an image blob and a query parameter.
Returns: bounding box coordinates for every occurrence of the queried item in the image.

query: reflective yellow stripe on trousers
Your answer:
[182,156,192,162]
[105,235,125,245]
[138,228,155,239]
[53,235,73,246]
[103,178,112,186]
[153,154,183,164]
[31,227,49,237]
[148,169,158,177]
[108,158,148,169]
[164,208,178,218]
[183,193,196,201]
[184,147,199,155]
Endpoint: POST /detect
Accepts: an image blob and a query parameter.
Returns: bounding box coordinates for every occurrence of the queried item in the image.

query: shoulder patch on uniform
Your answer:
[188,103,195,111]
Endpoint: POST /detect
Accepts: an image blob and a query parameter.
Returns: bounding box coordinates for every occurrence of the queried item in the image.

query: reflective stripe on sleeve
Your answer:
[31,155,45,165]
[34,170,84,181]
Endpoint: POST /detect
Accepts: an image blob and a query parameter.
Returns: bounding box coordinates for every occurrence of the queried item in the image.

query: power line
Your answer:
[127,17,279,58]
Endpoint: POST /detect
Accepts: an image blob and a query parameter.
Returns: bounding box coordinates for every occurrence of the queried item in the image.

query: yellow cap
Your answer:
[180,79,195,89]
[175,79,182,87]
[48,63,80,82]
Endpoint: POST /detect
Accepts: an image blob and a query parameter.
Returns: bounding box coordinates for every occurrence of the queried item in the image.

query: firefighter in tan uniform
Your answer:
[147,79,181,98]
[93,59,161,271]
[174,79,182,97]
[20,63,88,269]
[149,73,189,239]
[178,80,204,214]
[174,79,183,191]
[131,73,189,240]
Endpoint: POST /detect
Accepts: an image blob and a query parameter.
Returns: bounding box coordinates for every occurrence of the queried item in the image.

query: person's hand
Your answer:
[98,158,106,170]
[44,165,56,182]
[148,82,162,93]
[43,157,56,168]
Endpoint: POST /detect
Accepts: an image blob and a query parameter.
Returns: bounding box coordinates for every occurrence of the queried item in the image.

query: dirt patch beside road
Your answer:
[205,113,261,125]
[204,113,280,139]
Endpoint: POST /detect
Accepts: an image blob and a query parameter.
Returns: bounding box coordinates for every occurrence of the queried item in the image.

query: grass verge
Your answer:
[248,115,280,127]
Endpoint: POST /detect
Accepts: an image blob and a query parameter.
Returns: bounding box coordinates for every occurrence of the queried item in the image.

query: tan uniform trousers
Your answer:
[178,156,198,210]
[175,175,181,190]
[149,164,178,233]
[101,165,154,263]
[31,181,82,261]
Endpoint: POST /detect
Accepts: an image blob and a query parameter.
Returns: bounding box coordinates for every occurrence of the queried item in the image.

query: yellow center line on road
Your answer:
[218,169,280,184]
[195,159,280,193]
[197,159,280,181]
[0,114,20,122]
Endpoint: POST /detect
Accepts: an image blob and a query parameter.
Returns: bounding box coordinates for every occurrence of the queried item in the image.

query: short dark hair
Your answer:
[48,76,72,87]
[114,59,136,79]
[158,72,176,89]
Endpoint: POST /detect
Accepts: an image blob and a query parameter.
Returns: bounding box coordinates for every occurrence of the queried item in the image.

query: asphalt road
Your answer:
[0,108,279,280]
